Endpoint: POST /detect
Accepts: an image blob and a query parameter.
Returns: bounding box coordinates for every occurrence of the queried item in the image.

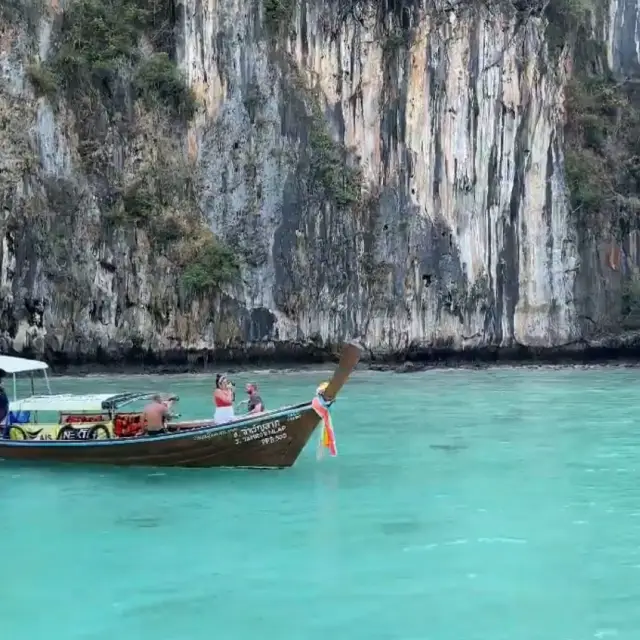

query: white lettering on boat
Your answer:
[58,427,92,440]
[194,418,290,444]
[260,432,288,446]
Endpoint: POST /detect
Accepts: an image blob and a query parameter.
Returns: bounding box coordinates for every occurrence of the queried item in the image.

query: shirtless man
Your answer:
[142,395,170,436]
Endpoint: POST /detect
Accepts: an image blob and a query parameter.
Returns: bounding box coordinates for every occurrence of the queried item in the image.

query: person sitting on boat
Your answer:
[0,369,8,438]
[213,374,235,424]
[244,383,264,414]
[143,395,171,436]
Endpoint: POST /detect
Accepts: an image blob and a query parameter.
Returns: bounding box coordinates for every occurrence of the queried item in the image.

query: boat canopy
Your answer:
[11,392,155,413]
[0,355,49,374]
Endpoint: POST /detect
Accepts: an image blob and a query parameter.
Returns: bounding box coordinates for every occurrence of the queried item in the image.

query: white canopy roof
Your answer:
[0,355,49,374]
[11,392,154,413]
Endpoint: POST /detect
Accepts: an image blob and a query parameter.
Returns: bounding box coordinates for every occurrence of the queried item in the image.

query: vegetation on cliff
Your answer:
[263,0,294,36]
[264,0,365,209]
[564,77,640,235]
[22,0,238,297]
[42,0,196,139]
[545,0,640,325]
[307,102,363,208]
[545,0,640,239]
[181,235,241,296]
[134,53,196,119]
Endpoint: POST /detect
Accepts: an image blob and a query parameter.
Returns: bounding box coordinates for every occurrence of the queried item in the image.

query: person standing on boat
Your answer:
[0,369,9,439]
[244,383,264,414]
[213,374,235,424]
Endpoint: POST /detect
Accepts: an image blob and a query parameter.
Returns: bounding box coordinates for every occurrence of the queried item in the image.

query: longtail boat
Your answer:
[0,342,362,469]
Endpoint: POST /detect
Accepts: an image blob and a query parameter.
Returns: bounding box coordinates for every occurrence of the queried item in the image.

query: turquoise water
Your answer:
[2,367,640,639]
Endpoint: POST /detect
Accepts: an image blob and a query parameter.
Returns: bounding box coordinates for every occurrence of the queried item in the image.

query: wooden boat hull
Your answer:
[0,342,362,469]
[0,403,318,468]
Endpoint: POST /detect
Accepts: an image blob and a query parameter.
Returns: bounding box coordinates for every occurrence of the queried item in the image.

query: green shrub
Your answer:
[136,0,177,54]
[564,148,609,213]
[182,237,240,295]
[263,0,294,35]
[116,157,198,227]
[134,53,197,119]
[52,0,145,83]
[308,105,362,207]
[150,215,184,247]
[546,0,595,30]
[545,0,597,52]
[122,180,156,222]
[27,64,58,98]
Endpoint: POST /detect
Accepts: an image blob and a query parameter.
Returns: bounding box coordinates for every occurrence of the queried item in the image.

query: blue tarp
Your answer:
[8,411,31,425]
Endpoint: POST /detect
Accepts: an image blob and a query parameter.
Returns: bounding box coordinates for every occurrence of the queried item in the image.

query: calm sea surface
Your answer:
[2,367,640,639]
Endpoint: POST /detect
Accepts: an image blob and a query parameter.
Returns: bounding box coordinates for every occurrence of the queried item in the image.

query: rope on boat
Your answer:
[312,384,337,458]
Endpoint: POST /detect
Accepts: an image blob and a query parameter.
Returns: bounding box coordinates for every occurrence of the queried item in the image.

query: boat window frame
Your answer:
[10,368,51,402]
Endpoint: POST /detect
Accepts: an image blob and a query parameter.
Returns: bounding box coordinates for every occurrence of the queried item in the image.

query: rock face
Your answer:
[1,0,640,368]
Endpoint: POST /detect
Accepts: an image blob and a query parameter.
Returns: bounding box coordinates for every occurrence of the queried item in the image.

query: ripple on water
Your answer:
[403,537,528,552]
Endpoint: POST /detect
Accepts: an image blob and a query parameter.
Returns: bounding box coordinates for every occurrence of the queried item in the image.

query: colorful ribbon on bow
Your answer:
[312,387,337,458]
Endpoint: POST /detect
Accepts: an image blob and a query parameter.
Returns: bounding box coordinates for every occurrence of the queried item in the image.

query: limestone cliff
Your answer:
[1,0,639,368]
